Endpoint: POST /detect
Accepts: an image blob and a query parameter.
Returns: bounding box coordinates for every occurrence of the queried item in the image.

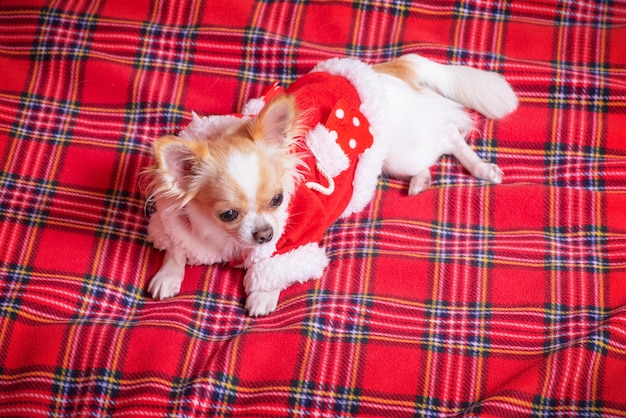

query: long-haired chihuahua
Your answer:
[144,54,518,316]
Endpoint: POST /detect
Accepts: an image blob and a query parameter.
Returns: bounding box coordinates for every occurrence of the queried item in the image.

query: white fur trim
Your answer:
[243,242,329,294]
[311,58,392,217]
[179,113,248,140]
[306,124,350,178]
[242,97,266,116]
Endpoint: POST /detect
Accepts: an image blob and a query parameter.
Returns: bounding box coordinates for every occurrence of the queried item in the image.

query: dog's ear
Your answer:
[153,135,203,198]
[249,94,298,145]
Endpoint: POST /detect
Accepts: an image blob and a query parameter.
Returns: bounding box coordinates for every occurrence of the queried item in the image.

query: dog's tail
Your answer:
[374,53,518,120]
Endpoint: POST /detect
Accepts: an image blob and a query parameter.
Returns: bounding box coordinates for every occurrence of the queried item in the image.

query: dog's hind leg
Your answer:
[445,124,503,184]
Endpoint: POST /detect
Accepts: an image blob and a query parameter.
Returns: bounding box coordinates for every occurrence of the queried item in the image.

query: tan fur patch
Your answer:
[374,58,422,92]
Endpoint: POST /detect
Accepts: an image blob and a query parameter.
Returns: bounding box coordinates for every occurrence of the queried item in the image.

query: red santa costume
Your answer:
[161,58,391,296]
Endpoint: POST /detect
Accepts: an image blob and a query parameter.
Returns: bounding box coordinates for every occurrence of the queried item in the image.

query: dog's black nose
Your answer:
[253,226,273,244]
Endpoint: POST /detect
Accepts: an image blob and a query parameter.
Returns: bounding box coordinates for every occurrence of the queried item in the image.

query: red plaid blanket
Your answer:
[1,0,626,416]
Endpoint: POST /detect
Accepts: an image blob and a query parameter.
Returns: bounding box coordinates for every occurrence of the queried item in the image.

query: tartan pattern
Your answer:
[1,0,626,416]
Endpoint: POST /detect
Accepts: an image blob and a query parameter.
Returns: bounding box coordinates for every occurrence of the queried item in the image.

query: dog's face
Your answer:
[151,95,301,248]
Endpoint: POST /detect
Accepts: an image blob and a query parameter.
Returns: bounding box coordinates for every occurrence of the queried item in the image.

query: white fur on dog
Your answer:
[146,54,518,316]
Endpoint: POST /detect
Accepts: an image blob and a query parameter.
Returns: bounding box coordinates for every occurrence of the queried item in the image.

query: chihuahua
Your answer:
[144,54,518,316]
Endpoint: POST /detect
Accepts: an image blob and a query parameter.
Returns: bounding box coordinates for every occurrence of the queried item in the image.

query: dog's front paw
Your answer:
[246,290,280,317]
[148,270,183,300]
[409,170,432,195]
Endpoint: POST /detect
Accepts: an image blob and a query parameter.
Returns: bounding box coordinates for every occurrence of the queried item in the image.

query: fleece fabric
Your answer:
[1,1,626,416]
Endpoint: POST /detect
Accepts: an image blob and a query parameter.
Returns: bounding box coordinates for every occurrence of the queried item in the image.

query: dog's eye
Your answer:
[219,209,239,222]
[269,193,283,208]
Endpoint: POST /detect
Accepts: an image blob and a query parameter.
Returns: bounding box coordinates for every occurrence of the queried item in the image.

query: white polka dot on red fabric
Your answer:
[352,116,360,127]
[329,130,338,140]
[335,108,345,119]
[349,139,357,149]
